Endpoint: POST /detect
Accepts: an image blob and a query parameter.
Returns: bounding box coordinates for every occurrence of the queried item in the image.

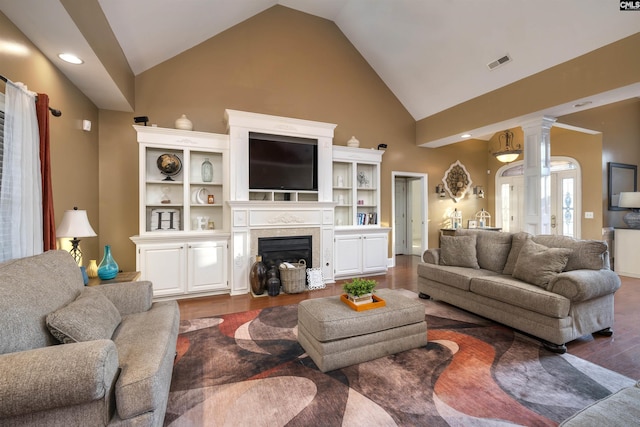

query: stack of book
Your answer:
[357,212,377,225]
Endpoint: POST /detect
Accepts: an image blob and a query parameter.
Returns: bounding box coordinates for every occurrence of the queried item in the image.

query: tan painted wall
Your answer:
[100,6,430,270]
[416,32,640,145]
[549,128,603,240]
[483,127,603,241]
[0,11,101,263]
[559,98,640,229]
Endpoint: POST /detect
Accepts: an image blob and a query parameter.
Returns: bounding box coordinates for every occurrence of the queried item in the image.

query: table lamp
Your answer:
[617,192,640,229]
[56,207,97,265]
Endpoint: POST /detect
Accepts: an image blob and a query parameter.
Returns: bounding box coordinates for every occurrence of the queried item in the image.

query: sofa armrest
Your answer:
[92,281,153,315]
[547,269,621,302]
[0,340,119,418]
[422,248,440,265]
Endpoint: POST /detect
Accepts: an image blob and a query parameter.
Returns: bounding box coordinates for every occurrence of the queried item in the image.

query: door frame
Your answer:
[391,171,428,265]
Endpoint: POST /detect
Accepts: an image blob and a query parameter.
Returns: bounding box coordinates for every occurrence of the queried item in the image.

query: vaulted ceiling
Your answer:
[1,1,639,142]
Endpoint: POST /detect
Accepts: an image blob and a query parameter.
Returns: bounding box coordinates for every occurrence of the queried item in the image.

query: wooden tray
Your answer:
[340,294,386,311]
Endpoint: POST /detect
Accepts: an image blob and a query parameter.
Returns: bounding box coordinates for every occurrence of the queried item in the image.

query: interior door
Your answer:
[394,177,409,255]
[408,178,422,255]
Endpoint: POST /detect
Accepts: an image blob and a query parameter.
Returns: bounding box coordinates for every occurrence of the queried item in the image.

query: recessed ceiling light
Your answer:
[573,101,592,108]
[58,53,83,64]
[461,133,472,138]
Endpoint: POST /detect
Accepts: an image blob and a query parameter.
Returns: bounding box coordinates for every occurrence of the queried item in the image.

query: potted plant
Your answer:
[342,278,377,305]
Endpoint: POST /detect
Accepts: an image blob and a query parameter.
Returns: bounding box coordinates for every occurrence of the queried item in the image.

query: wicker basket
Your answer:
[279,259,307,294]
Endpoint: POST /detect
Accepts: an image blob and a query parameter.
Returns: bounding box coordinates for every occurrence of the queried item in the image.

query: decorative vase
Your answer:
[250,255,267,295]
[347,136,360,148]
[86,259,99,278]
[175,114,193,131]
[201,158,213,182]
[97,245,119,280]
[267,268,280,296]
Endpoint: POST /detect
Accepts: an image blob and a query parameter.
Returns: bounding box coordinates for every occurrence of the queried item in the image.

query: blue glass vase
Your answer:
[97,245,119,280]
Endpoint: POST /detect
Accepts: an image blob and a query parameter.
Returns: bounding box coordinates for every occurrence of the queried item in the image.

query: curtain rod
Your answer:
[0,74,62,117]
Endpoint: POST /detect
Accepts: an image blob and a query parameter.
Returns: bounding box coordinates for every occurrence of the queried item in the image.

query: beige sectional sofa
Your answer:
[417,229,621,353]
[0,250,180,426]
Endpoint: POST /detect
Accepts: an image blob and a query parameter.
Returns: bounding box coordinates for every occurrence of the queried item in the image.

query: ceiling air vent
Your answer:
[487,54,512,70]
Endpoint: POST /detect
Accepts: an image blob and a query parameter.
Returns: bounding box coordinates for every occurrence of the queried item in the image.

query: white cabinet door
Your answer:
[615,229,640,278]
[138,243,186,297]
[362,233,388,273]
[334,234,362,276]
[188,241,228,292]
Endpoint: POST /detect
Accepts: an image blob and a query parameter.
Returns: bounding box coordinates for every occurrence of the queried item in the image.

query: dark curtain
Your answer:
[36,93,56,251]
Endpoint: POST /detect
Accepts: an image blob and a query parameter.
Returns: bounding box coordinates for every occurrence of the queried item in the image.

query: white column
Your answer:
[521,116,556,235]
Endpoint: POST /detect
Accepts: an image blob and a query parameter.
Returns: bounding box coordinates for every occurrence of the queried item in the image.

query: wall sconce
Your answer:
[377,144,387,151]
[435,184,446,198]
[474,186,485,198]
[493,129,522,163]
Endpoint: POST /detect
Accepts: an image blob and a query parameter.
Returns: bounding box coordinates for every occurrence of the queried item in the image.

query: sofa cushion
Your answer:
[470,275,571,318]
[418,262,498,292]
[502,231,531,275]
[532,235,608,271]
[512,240,571,288]
[457,229,513,273]
[46,289,122,344]
[440,235,480,269]
[559,382,640,426]
[112,301,179,420]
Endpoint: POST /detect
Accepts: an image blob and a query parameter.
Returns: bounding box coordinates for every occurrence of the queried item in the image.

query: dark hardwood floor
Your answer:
[178,255,640,379]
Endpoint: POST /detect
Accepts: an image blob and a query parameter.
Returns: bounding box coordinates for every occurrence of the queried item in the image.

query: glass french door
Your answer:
[550,171,578,237]
[496,159,580,237]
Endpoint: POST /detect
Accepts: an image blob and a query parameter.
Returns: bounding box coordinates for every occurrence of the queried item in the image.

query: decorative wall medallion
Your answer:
[443,160,473,202]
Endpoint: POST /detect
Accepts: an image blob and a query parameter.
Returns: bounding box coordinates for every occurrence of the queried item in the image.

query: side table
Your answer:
[88,271,141,287]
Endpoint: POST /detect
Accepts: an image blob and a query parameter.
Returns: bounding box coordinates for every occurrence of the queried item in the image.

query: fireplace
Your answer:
[258,235,312,271]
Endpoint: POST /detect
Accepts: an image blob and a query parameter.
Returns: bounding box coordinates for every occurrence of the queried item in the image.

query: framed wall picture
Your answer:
[608,162,637,211]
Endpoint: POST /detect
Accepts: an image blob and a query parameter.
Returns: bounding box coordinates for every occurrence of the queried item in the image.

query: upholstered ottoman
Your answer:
[297,288,427,372]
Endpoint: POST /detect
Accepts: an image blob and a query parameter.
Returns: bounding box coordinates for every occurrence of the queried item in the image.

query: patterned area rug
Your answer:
[165,290,634,426]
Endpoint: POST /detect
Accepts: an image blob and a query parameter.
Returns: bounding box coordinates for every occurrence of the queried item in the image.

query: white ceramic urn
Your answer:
[347,136,360,148]
[175,114,193,131]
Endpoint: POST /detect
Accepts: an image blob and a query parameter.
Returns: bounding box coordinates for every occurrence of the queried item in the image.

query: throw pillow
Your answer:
[532,235,608,271]
[512,240,571,288]
[46,288,121,344]
[440,235,480,269]
[457,229,512,273]
[502,232,532,275]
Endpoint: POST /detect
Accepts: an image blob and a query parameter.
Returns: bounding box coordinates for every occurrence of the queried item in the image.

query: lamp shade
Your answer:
[618,192,640,209]
[494,152,521,163]
[56,208,97,238]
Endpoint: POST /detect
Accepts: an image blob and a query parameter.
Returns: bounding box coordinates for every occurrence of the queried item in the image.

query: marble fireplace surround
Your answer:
[229,201,336,295]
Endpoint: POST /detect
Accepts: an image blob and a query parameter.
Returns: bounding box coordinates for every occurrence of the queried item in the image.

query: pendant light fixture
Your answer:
[493,129,522,163]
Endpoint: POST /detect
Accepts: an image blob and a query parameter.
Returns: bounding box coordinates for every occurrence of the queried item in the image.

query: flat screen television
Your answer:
[249,132,318,191]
